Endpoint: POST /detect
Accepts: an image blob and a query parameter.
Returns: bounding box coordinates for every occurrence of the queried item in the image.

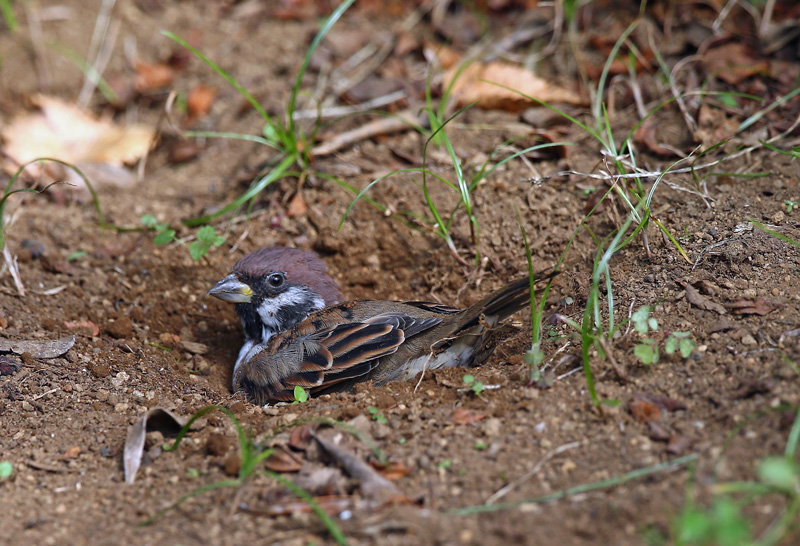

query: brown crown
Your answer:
[233,247,343,305]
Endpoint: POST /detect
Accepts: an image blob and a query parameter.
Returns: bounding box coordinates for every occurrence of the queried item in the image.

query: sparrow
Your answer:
[208,246,553,405]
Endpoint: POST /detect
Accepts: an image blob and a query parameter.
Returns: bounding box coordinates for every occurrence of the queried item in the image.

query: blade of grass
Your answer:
[267,471,348,545]
[749,218,800,249]
[449,453,698,515]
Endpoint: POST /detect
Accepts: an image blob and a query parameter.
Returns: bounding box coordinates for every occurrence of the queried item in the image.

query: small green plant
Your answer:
[785,200,798,213]
[292,385,308,404]
[473,441,488,451]
[631,306,695,364]
[0,0,18,32]
[462,374,484,396]
[665,332,696,359]
[673,406,800,546]
[437,459,453,469]
[0,460,13,479]
[367,406,387,425]
[165,0,355,228]
[141,215,225,260]
[632,306,660,364]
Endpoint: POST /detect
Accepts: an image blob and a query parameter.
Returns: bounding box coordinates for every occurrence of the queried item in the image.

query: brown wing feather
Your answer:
[236,317,409,404]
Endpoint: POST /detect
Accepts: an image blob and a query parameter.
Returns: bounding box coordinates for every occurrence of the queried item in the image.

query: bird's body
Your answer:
[209,247,550,405]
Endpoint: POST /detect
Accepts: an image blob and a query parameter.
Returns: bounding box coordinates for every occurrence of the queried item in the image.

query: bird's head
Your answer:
[208,247,343,343]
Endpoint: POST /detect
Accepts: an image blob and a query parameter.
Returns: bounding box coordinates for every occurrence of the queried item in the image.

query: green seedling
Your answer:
[65,250,87,262]
[292,385,308,404]
[368,406,387,425]
[632,306,660,365]
[463,374,484,396]
[473,441,488,451]
[665,332,696,359]
[437,459,453,469]
[785,200,798,213]
[0,460,12,479]
[673,406,800,546]
[141,215,225,260]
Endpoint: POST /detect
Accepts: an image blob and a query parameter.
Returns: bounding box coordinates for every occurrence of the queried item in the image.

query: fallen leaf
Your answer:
[369,460,412,480]
[62,446,82,459]
[629,399,661,424]
[443,60,583,111]
[134,60,175,92]
[123,408,188,484]
[1,95,155,189]
[633,116,682,157]
[264,445,304,473]
[289,424,314,451]
[726,298,781,316]
[701,42,768,85]
[64,320,100,337]
[451,408,486,425]
[685,284,727,315]
[634,392,687,413]
[0,336,75,359]
[287,193,307,217]
[168,140,204,164]
[185,85,217,124]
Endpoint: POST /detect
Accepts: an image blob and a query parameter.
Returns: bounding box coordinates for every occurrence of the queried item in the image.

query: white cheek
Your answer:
[255,286,303,328]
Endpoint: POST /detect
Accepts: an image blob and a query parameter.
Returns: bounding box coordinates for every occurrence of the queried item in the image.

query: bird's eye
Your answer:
[268,273,284,287]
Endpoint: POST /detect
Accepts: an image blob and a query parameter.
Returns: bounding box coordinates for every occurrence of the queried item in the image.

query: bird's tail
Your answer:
[468,270,558,325]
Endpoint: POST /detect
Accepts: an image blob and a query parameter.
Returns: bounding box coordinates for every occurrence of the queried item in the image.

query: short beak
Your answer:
[207,274,253,303]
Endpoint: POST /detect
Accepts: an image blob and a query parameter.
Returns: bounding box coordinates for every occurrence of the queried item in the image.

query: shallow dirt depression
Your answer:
[1,1,799,545]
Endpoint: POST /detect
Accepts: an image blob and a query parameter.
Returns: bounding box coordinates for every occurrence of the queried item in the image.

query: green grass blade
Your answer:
[448,454,698,515]
[163,31,275,128]
[785,406,800,458]
[0,0,18,31]
[287,0,355,136]
[184,153,296,226]
[750,218,800,249]
[267,471,348,545]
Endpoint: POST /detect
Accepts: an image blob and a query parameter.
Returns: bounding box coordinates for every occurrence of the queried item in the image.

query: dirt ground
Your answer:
[1,1,799,545]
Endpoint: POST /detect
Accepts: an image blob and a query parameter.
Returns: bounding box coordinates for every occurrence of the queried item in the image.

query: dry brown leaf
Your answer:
[1,95,155,188]
[725,298,781,316]
[185,85,217,123]
[701,42,768,85]
[264,445,304,473]
[685,284,727,315]
[369,460,412,480]
[64,321,100,337]
[629,399,661,424]
[287,193,308,217]
[451,407,486,425]
[134,60,175,92]
[444,61,583,111]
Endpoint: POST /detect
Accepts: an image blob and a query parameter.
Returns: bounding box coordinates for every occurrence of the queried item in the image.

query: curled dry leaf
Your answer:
[369,460,412,480]
[123,408,187,484]
[289,424,314,451]
[684,284,727,315]
[701,42,768,85]
[1,95,155,189]
[451,407,486,425]
[443,60,583,112]
[185,85,217,124]
[264,445,304,473]
[725,298,781,316]
[134,61,175,92]
[0,335,75,359]
[628,399,661,424]
[64,320,100,337]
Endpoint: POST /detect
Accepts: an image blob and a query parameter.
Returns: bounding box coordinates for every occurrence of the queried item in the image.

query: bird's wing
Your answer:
[236,312,443,403]
[403,301,461,314]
